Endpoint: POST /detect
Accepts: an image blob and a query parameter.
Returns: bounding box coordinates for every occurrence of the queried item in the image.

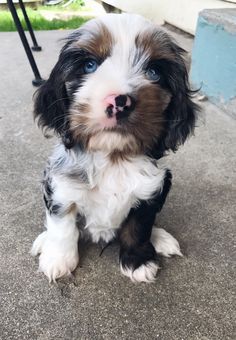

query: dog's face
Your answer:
[35,14,197,157]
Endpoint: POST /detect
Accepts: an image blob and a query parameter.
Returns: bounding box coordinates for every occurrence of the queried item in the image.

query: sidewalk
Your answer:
[0,28,235,340]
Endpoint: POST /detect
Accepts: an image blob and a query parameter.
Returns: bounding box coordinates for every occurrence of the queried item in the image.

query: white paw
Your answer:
[31,232,79,282]
[120,261,160,283]
[30,231,47,256]
[151,228,183,257]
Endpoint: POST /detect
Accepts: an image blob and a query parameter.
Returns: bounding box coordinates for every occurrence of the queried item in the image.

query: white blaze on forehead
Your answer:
[99,13,152,46]
[100,13,153,73]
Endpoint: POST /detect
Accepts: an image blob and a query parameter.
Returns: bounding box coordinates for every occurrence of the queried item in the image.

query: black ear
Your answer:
[162,51,199,153]
[33,61,74,147]
[164,87,198,152]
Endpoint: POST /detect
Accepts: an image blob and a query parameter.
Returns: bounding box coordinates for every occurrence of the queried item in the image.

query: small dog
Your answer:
[31,13,198,283]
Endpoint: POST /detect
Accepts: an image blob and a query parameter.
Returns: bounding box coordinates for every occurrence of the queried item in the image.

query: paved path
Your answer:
[0,29,235,340]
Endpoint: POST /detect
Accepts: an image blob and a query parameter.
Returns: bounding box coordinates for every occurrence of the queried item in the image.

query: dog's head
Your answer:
[34,14,198,157]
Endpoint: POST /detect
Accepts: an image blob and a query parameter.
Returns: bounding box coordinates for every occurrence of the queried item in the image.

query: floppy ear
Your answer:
[162,49,199,153]
[164,87,197,152]
[33,60,74,148]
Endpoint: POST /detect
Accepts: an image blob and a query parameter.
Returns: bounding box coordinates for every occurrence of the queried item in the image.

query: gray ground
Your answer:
[0,28,235,340]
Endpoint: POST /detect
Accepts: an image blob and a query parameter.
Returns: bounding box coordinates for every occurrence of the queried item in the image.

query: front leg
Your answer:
[31,211,79,282]
[119,170,172,283]
[31,173,79,282]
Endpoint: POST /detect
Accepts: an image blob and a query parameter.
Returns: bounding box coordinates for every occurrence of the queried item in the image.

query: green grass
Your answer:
[0,3,90,31]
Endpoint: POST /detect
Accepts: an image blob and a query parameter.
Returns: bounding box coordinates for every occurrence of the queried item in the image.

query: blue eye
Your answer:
[146,67,160,82]
[83,59,98,74]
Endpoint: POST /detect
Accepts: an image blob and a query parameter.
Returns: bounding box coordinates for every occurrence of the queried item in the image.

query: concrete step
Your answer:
[190,9,236,119]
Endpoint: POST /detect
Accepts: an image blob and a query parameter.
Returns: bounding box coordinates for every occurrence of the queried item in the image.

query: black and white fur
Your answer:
[31,14,197,283]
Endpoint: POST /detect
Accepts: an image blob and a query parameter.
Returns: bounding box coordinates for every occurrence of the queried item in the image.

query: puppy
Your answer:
[31,13,198,283]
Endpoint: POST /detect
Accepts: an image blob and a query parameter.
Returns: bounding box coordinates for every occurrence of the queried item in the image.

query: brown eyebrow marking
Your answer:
[71,22,114,60]
[135,29,180,62]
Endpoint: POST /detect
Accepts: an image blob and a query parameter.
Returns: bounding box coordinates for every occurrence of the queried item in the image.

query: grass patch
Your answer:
[0,5,90,31]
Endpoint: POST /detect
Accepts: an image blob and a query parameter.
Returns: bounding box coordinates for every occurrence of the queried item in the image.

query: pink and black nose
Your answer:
[104,94,136,120]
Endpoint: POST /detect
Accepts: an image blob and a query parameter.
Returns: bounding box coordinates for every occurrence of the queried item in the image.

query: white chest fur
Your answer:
[51,147,166,243]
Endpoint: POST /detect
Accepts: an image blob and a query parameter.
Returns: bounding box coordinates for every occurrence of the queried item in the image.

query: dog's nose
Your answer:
[104,94,136,118]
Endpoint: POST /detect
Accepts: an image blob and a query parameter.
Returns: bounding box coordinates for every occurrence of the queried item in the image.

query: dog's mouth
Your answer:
[99,110,131,130]
[99,114,117,129]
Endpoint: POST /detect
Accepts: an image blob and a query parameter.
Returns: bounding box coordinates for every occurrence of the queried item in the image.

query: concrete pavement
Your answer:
[0,29,235,340]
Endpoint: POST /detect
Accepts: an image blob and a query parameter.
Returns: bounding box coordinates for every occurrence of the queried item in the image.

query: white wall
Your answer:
[102,0,236,34]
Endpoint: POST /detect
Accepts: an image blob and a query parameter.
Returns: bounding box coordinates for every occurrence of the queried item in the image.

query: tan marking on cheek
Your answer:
[136,84,171,119]
[128,84,171,151]
[70,104,90,131]
[69,103,91,146]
